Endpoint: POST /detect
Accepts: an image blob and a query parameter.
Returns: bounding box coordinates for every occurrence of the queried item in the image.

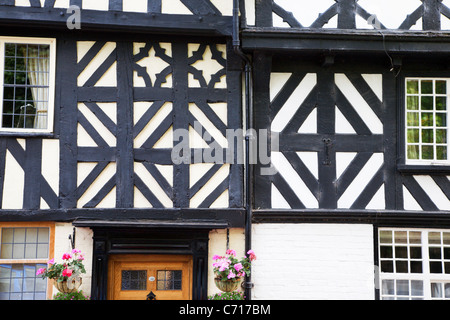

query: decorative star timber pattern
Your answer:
[269,0,450,30]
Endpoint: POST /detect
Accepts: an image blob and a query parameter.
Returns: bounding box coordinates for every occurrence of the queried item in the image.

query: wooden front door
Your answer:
[107,254,193,300]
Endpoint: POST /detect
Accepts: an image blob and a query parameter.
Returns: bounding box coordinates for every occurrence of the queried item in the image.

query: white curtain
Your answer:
[27,45,49,129]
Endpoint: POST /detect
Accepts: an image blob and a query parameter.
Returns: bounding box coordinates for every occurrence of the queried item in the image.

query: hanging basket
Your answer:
[52,278,82,294]
[214,278,241,292]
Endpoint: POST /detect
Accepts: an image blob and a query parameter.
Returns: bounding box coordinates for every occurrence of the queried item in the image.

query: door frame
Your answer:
[89,227,210,300]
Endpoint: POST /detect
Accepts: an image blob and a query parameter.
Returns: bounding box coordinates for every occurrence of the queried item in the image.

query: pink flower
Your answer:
[78,254,85,261]
[234,263,243,272]
[62,269,73,277]
[212,255,222,260]
[247,250,256,261]
[36,268,46,276]
[47,259,55,265]
[62,253,72,260]
[227,271,236,279]
[72,249,81,254]
[226,249,236,257]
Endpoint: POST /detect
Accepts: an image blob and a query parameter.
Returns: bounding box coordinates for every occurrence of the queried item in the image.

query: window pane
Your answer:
[397,280,409,295]
[396,261,408,273]
[380,230,392,243]
[121,270,147,291]
[1,229,13,244]
[436,81,447,94]
[380,246,392,258]
[13,228,25,243]
[407,96,419,110]
[410,232,422,244]
[381,260,393,273]
[422,146,434,160]
[395,231,407,244]
[407,80,419,94]
[436,129,447,144]
[395,246,408,259]
[430,262,443,273]
[382,280,394,295]
[411,280,423,296]
[421,80,433,94]
[429,232,441,244]
[407,112,419,126]
[431,283,442,298]
[421,96,433,110]
[157,270,182,291]
[422,129,433,143]
[437,147,447,160]
[410,247,422,259]
[436,97,446,110]
[436,113,447,127]
[407,145,419,160]
[421,113,433,127]
[407,129,419,143]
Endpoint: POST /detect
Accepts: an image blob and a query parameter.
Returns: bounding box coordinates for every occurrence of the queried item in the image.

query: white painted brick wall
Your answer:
[251,224,375,300]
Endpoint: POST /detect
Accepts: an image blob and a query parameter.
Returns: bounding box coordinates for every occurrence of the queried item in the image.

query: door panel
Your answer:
[108,254,192,300]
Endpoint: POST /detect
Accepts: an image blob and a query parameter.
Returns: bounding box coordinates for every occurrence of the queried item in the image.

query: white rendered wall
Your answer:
[251,224,375,300]
[53,223,93,298]
[208,228,245,297]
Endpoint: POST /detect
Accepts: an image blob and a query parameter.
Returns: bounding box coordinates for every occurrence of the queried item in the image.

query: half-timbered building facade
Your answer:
[0,0,448,300]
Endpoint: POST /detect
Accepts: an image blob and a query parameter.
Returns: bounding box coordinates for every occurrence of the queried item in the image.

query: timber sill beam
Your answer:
[0,6,232,36]
[241,28,450,54]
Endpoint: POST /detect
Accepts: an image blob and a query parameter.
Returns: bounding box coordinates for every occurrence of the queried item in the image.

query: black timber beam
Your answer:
[252,209,450,228]
[0,208,246,228]
[0,6,232,36]
[242,28,450,54]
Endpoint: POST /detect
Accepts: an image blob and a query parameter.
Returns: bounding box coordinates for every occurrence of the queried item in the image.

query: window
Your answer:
[0,37,56,134]
[379,228,450,300]
[0,223,54,300]
[405,78,449,165]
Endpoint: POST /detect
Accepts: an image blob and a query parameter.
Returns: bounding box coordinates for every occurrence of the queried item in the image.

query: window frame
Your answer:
[0,36,56,135]
[404,77,449,165]
[0,222,55,300]
[378,227,450,300]
[397,73,450,175]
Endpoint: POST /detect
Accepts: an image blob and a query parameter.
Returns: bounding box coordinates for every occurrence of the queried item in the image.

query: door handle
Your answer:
[147,291,156,300]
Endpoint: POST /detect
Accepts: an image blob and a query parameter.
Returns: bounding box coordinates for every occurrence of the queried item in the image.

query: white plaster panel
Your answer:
[2,149,24,209]
[190,164,229,208]
[77,162,116,208]
[77,42,117,87]
[123,0,147,12]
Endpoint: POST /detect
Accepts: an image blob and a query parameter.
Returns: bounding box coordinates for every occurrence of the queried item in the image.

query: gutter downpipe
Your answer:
[233,0,254,300]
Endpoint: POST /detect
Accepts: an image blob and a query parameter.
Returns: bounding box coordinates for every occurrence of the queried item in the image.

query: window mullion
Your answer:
[422,230,432,299]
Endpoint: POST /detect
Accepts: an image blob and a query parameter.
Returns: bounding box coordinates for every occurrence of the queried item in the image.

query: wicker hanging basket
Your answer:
[52,278,82,294]
[214,278,241,292]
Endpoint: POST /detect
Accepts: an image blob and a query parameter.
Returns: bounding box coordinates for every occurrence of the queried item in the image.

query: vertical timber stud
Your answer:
[253,51,272,209]
[337,0,357,29]
[116,42,134,208]
[255,0,273,27]
[172,42,190,208]
[227,40,244,208]
[423,0,442,30]
[383,72,397,210]
[59,38,78,209]
[23,139,42,209]
[317,71,337,209]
